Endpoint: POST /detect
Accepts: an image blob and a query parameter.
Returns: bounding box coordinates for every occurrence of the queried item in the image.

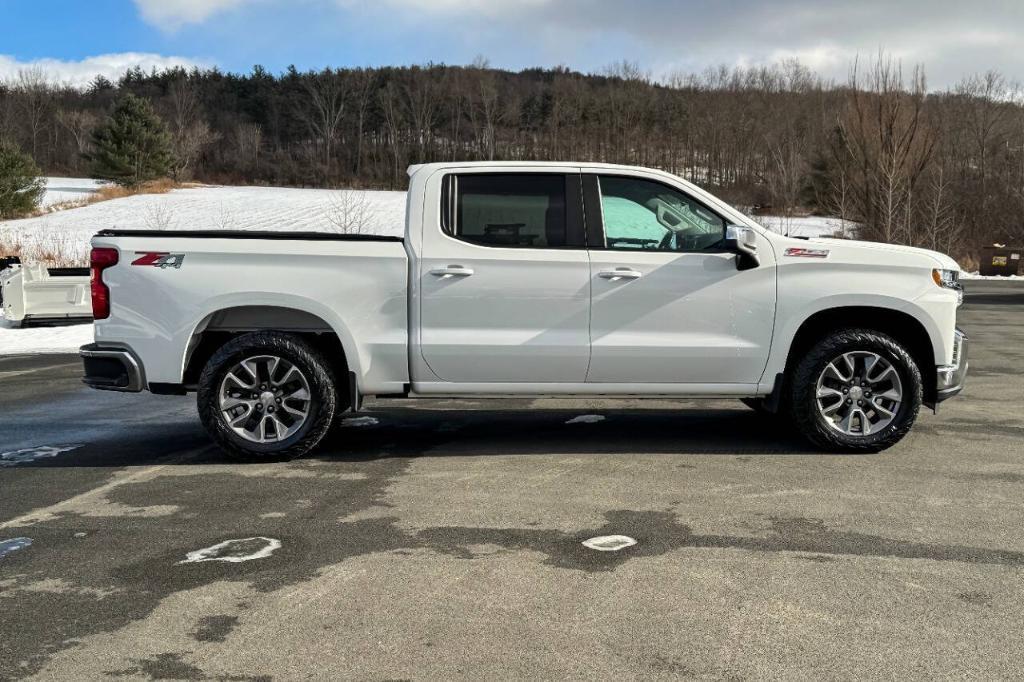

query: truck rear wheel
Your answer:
[197,331,338,461]
[788,329,922,453]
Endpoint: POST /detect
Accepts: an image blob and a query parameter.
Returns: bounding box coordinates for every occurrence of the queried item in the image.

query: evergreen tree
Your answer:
[0,142,46,219]
[87,94,174,187]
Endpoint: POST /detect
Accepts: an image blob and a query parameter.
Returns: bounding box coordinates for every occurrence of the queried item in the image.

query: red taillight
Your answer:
[90,247,118,320]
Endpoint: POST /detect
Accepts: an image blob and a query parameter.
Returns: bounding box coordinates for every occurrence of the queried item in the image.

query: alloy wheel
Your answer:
[815,351,903,437]
[218,355,312,443]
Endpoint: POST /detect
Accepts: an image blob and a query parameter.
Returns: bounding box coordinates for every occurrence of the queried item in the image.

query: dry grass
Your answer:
[89,178,182,204]
[0,232,87,267]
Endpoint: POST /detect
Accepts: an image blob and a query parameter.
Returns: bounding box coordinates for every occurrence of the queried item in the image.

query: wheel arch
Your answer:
[180,298,358,392]
[778,305,938,405]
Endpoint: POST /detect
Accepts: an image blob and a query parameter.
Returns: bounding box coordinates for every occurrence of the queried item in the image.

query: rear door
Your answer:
[584,173,776,385]
[418,171,592,384]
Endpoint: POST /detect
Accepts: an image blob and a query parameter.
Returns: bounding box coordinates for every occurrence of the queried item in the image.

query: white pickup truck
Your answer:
[81,162,967,459]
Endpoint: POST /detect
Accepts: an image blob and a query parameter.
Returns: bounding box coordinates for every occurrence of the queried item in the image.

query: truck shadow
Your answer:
[316,406,846,459]
[5,406,854,470]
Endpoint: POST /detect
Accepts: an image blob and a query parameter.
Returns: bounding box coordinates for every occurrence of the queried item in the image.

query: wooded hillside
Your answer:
[2,57,1023,263]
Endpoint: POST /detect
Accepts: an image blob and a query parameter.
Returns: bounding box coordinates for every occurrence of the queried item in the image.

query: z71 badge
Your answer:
[132,252,185,269]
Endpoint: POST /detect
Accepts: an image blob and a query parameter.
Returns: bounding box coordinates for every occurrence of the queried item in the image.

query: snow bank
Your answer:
[0,311,93,355]
[960,271,1023,280]
[2,183,408,264]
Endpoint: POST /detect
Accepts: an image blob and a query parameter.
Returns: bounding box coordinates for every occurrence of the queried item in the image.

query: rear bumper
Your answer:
[80,344,144,392]
[935,328,968,404]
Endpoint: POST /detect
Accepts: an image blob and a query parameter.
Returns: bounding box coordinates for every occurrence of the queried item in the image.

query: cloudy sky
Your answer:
[2,0,1023,88]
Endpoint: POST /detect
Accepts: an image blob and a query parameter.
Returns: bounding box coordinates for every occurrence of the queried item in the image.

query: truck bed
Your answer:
[91,229,410,394]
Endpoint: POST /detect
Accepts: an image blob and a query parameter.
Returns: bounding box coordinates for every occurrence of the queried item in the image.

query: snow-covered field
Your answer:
[1,182,408,265]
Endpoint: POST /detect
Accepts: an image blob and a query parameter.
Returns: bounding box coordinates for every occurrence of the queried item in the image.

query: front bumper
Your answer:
[80,343,144,392]
[935,328,968,404]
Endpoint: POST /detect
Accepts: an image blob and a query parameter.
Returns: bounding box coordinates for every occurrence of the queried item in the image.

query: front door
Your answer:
[418,172,592,384]
[584,173,776,385]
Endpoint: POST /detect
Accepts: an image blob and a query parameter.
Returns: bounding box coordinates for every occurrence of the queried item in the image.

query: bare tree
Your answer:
[402,70,440,164]
[323,190,377,234]
[233,122,263,172]
[299,70,348,174]
[840,54,935,243]
[15,68,54,162]
[168,79,218,180]
[378,82,406,188]
[349,69,375,177]
[57,109,97,155]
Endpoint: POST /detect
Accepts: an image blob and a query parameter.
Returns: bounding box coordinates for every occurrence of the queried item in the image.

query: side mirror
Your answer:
[725,225,760,270]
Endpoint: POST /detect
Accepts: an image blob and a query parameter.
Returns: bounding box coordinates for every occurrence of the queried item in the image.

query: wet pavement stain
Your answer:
[107,652,204,680]
[106,652,271,681]
[418,512,1024,573]
[193,615,240,643]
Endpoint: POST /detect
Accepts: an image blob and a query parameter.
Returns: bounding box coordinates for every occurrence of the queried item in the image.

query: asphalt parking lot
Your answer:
[1,280,1022,680]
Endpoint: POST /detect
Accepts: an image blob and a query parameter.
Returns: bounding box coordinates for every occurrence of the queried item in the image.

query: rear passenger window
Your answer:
[450,174,568,248]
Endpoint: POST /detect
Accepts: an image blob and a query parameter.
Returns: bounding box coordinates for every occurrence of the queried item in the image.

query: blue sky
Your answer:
[2,1,1023,88]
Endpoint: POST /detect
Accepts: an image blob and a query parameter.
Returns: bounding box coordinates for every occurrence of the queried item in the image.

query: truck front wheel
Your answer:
[197,331,338,461]
[788,329,922,453]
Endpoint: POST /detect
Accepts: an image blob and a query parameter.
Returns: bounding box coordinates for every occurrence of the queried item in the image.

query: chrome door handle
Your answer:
[430,265,474,277]
[598,268,643,280]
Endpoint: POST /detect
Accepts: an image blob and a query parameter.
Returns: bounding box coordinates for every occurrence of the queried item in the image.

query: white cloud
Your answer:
[132,0,257,28]
[337,0,552,14]
[0,53,210,89]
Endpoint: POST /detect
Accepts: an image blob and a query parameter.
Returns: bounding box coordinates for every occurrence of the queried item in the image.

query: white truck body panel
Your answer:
[86,161,963,408]
[90,234,409,393]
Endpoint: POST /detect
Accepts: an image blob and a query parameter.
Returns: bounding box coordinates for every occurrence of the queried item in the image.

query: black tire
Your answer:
[197,331,339,461]
[788,329,922,453]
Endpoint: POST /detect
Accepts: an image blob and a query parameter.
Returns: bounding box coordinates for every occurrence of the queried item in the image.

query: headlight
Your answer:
[932,269,963,304]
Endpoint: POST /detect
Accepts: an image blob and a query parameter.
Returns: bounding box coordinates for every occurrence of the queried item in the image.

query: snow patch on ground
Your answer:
[0,312,93,355]
[0,537,33,559]
[582,535,637,552]
[40,177,106,208]
[0,444,82,467]
[566,415,605,424]
[177,537,282,564]
[341,416,380,427]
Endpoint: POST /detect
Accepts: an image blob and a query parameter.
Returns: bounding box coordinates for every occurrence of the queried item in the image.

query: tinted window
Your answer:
[599,176,725,252]
[453,174,567,248]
